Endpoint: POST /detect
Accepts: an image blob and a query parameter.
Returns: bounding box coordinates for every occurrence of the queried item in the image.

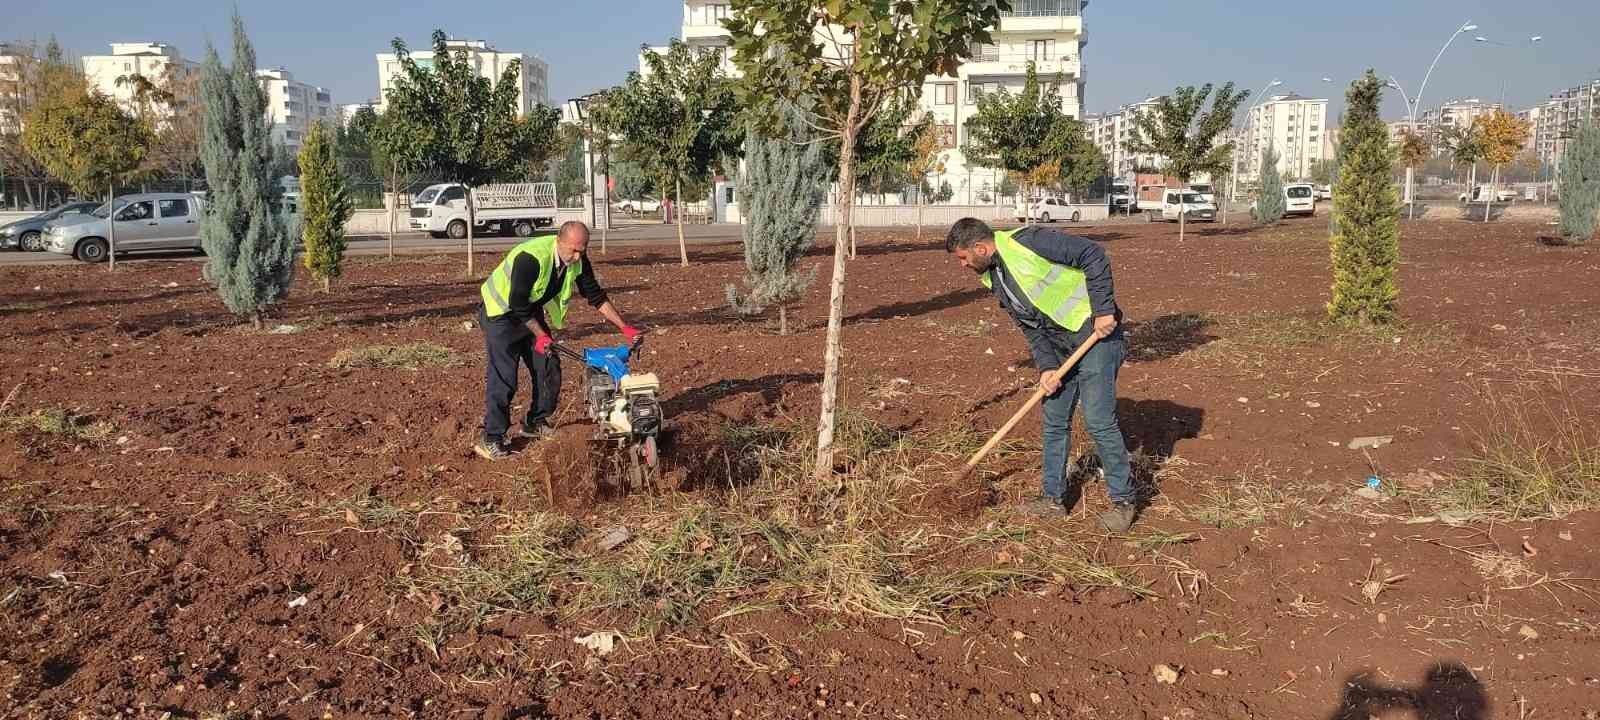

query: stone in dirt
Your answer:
[596,526,632,552]
[1153,664,1180,684]
[1347,436,1394,450]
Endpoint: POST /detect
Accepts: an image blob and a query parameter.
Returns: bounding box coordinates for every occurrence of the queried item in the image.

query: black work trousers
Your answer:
[480,306,562,443]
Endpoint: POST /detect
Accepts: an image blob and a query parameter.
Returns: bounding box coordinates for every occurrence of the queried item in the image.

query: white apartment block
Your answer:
[1240,93,1329,182]
[376,39,550,116]
[1529,79,1599,171]
[1421,98,1501,136]
[644,0,1089,198]
[0,43,24,134]
[258,69,335,156]
[1085,98,1162,178]
[80,42,200,120]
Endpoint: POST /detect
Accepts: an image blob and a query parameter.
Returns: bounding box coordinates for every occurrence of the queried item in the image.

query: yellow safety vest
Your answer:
[979,229,1093,332]
[479,235,579,328]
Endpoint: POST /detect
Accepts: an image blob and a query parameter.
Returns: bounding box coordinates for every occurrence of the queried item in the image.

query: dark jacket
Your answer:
[986,225,1122,371]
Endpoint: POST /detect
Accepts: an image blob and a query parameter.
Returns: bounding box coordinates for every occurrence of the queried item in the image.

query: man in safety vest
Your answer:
[945,218,1136,532]
[474,221,640,461]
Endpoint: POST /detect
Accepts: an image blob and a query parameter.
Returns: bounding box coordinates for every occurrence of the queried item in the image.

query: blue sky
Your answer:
[9,0,1598,122]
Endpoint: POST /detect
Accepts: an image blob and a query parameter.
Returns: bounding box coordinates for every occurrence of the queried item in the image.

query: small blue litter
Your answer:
[1366,476,1382,490]
[583,344,633,383]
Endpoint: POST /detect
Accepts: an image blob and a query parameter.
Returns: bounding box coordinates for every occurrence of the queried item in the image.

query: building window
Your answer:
[706,3,730,22]
[934,83,955,105]
[1027,39,1055,62]
[935,124,956,149]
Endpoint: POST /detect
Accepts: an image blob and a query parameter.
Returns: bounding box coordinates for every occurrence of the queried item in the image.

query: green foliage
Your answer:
[199,14,297,327]
[605,41,742,208]
[1254,146,1285,225]
[727,103,829,333]
[849,96,924,196]
[550,125,588,206]
[1327,71,1400,324]
[21,89,150,196]
[1557,122,1600,245]
[1440,124,1484,169]
[1127,83,1248,184]
[605,158,655,202]
[962,64,1098,196]
[1308,158,1336,187]
[935,180,955,203]
[383,30,560,188]
[298,122,353,290]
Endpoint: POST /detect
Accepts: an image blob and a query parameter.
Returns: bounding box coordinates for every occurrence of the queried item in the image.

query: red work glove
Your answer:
[622,326,642,343]
[534,334,553,355]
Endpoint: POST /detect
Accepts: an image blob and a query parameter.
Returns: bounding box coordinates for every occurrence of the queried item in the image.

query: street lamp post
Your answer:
[1474,35,1543,106]
[1229,78,1282,219]
[1394,20,1479,219]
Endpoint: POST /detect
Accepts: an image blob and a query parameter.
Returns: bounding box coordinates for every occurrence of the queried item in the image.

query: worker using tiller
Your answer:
[475,221,641,461]
[944,218,1136,532]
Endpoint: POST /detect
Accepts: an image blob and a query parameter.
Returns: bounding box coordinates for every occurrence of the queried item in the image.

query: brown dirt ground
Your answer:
[2,218,1598,719]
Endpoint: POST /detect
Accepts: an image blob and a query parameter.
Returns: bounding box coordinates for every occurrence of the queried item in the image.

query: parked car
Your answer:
[1015,196,1082,223]
[1458,185,1517,203]
[0,201,101,252]
[1314,184,1333,200]
[611,198,662,216]
[1146,189,1216,223]
[1188,183,1217,204]
[1107,181,1132,212]
[42,193,206,263]
[1284,183,1317,217]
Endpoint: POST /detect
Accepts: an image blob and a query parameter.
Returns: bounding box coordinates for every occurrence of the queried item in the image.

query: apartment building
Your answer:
[644,0,1089,196]
[376,38,549,115]
[1529,79,1599,171]
[0,43,23,134]
[258,69,335,156]
[80,42,200,120]
[1240,93,1329,182]
[1085,98,1162,178]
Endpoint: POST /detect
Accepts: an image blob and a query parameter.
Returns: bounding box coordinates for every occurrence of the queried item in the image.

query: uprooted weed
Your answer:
[327,342,459,370]
[1440,383,1600,520]
[410,411,1147,635]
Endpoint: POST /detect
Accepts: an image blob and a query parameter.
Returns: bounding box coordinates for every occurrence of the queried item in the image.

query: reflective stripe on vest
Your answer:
[979,230,1093,332]
[479,235,578,328]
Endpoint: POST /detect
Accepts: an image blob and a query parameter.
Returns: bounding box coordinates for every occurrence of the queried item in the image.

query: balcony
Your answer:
[682,21,731,43]
[963,53,1079,79]
[997,0,1083,33]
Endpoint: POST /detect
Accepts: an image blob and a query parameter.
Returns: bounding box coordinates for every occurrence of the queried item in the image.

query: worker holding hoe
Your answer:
[944,218,1137,532]
[475,221,641,461]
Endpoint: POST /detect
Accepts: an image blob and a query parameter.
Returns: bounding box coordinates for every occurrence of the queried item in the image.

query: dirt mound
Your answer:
[528,425,602,510]
[914,458,997,519]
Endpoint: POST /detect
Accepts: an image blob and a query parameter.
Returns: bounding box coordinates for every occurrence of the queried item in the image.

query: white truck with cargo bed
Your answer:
[408,182,558,239]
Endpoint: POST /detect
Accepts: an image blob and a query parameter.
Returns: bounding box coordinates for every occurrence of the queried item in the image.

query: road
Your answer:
[0,222,748,267]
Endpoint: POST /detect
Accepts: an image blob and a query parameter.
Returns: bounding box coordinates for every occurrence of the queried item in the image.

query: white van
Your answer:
[1146,188,1216,223]
[1285,183,1317,217]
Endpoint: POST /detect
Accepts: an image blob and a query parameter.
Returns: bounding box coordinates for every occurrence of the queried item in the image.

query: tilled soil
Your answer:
[2,219,1597,719]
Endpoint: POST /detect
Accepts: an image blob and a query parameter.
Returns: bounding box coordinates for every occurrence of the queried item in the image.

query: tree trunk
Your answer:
[252,312,263,331]
[814,74,862,483]
[850,224,857,258]
[1178,198,1186,242]
[1406,167,1416,220]
[779,304,788,336]
[675,178,687,267]
[1484,165,1496,223]
[915,188,924,242]
[386,170,396,261]
[106,185,117,272]
[322,276,331,293]
[465,183,476,276]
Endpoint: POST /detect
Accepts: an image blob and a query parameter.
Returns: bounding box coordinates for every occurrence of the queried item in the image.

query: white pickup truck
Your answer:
[409,182,558,239]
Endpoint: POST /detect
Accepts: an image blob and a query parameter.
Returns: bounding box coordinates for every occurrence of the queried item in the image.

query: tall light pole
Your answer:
[1230,78,1282,213]
[1396,20,1479,219]
[1474,35,1543,105]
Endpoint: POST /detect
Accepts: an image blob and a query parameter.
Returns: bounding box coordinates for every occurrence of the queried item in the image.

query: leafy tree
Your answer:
[727,103,830,335]
[1396,129,1430,175]
[1254,146,1285,225]
[22,88,150,269]
[1308,158,1337,187]
[1440,123,1485,196]
[605,158,655,203]
[548,124,589,207]
[908,117,947,240]
[366,107,431,261]
[198,15,297,327]
[1328,71,1400,324]
[728,0,1005,481]
[1127,83,1249,241]
[935,179,955,203]
[1477,110,1531,222]
[1557,122,1600,246]
[298,121,352,292]
[606,40,741,266]
[384,29,561,275]
[963,64,1075,218]
[1,37,87,209]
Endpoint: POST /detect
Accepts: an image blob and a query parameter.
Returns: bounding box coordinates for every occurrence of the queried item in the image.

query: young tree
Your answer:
[198,14,297,327]
[1254,146,1285,225]
[935,179,955,203]
[298,121,352,292]
[22,89,150,269]
[1127,83,1250,241]
[1328,71,1400,324]
[728,0,1005,481]
[1308,158,1337,187]
[549,124,589,207]
[366,108,429,261]
[963,64,1071,220]
[1396,129,1430,178]
[384,29,560,275]
[606,41,741,266]
[1440,123,1484,202]
[1477,110,1531,222]
[727,102,830,335]
[2,38,87,210]
[908,118,947,241]
[839,95,924,254]
[1557,122,1600,246]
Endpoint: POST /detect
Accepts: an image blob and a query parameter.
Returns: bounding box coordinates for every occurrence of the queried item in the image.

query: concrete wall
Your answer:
[820,203,1109,226]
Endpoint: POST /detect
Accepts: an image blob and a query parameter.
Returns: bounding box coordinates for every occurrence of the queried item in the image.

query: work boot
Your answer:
[513,421,555,442]
[473,438,512,461]
[1017,495,1064,517]
[1098,501,1138,533]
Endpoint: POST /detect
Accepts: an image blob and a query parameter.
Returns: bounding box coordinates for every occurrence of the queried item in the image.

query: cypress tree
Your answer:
[726,102,830,335]
[1557,122,1600,246]
[1254,146,1286,225]
[199,14,296,329]
[298,121,352,292]
[1328,71,1400,324]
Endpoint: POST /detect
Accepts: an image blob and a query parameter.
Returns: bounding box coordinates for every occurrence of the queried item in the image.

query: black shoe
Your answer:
[1099,501,1138,533]
[1017,495,1065,517]
[474,439,513,461]
[512,422,556,442]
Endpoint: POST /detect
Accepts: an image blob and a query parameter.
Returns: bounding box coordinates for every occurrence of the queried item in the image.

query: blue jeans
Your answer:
[1040,336,1133,503]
